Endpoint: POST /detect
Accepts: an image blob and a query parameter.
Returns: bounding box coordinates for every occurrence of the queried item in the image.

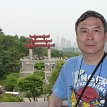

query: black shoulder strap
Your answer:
[103,92,107,107]
[75,52,107,107]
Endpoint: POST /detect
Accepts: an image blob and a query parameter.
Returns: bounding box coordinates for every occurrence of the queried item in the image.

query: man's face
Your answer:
[76,17,107,55]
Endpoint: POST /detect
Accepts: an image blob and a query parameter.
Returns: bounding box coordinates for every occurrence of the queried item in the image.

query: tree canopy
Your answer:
[0,30,28,79]
[17,72,44,101]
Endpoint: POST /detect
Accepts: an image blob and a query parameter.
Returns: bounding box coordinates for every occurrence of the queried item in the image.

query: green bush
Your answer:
[0,94,23,102]
[34,62,45,70]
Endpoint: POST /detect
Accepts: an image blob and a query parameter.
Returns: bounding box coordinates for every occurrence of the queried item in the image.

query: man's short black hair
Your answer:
[75,10,107,34]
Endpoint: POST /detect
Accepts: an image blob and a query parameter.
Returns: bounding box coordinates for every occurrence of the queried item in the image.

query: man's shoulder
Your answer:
[62,55,83,68]
[66,55,82,63]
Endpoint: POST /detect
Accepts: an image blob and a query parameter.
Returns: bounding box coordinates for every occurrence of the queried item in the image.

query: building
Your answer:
[66,40,71,48]
[60,37,66,49]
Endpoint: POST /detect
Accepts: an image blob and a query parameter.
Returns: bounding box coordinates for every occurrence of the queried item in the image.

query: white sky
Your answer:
[0,0,107,45]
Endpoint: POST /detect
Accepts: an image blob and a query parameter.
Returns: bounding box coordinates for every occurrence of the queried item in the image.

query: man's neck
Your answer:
[83,51,105,65]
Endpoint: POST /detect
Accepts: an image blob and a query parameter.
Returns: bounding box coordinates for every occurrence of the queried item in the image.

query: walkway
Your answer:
[0,97,68,107]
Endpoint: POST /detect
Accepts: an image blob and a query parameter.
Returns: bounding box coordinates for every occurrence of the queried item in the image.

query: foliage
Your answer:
[42,83,51,101]
[62,51,80,58]
[48,60,65,93]
[51,49,80,58]
[0,32,28,79]
[33,47,47,59]
[49,60,65,85]
[33,71,45,80]
[43,84,49,95]
[4,73,20,91]
[0,94,23,102]
[51,49,64,58]
[17,73,43,102]
[0,28,4,35]
[0,50,21,76]
[34,62,45,70]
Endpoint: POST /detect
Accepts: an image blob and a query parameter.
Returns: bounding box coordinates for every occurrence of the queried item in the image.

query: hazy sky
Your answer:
[0,0,107,45]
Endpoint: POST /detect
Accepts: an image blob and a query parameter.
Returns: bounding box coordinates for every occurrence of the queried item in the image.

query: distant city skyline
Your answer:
[55,37,77,49]
[54,36,107,52]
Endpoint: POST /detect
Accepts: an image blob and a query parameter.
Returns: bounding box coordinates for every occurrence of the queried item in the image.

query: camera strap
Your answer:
[103,92,107,107]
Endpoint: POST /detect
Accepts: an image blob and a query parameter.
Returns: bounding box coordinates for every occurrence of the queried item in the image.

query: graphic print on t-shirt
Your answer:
[70,70,107,107]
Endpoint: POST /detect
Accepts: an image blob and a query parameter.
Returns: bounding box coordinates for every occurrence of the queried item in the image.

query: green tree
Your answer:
[43,83,50,101]
[17,73,43,102]
[0,50,21,77]
[51,49,64,58]
[0,28,4,35]
[48,60,65,94]
[34,62,45,70]
[51,49,80,58]
[33,71,45,80]
[33,47,47,59]
[4,73,20,91]
[0,34,28,79]
[19,36,29,57]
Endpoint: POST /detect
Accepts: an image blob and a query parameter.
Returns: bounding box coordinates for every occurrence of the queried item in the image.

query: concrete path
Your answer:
[0,102,68,107]
[0,97,68,107]
[0,102,47,107]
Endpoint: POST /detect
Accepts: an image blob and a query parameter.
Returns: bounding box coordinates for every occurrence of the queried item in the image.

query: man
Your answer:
[48,10,107,107]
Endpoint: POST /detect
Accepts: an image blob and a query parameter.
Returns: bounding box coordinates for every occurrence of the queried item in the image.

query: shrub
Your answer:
[0,94,23,102]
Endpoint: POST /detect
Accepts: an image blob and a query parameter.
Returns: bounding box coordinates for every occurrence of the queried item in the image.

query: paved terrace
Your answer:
[0,102,68,107]
[0,97,68,107]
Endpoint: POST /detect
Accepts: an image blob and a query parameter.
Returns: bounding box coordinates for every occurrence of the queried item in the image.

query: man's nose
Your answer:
[86,31,94,40]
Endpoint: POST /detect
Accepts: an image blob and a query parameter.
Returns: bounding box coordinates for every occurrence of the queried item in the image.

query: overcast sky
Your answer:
[0,0,107,45]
